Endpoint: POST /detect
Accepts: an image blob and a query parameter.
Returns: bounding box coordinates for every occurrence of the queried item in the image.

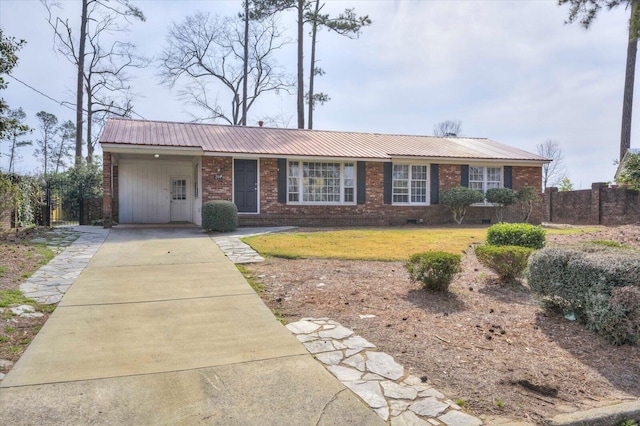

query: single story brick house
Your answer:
[99,118,549,227]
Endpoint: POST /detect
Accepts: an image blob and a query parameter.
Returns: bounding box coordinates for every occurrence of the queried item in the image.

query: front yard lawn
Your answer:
[242,226,599,261]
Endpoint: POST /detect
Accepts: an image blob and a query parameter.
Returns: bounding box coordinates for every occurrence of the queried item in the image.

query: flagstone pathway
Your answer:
[287,318,483,426]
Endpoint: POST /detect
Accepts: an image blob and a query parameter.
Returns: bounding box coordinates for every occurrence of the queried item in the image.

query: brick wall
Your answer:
[235,158,543,227]
[202,156,233,202]
[103,153,544,227]
[544,183,640,225]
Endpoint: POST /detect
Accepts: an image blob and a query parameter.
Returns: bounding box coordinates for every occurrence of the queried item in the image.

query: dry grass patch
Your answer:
[242,226,599,261]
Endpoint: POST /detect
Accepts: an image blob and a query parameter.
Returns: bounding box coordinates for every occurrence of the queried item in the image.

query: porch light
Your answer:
[153,154,160,158]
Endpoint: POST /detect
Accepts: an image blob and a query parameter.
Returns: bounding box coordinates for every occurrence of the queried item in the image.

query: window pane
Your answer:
[487,167,502,183]
[392,164,409,203]
[302,162,341,202]
[469,166,484,182]
[288,161,299,202]
[410,165,428,203]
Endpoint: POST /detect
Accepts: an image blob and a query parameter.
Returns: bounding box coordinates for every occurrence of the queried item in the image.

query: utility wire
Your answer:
[5,73,148,120]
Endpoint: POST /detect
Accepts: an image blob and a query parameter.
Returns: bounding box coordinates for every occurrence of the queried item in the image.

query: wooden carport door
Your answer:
[234,159,258,213]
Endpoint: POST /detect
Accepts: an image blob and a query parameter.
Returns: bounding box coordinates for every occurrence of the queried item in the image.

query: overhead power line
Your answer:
[5,73,147,120]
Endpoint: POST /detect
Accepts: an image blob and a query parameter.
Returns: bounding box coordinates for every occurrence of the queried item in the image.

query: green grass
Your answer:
[236,264,264,293]
[242,226,600,262]
[0,290,36,308]
[587,240,631,249]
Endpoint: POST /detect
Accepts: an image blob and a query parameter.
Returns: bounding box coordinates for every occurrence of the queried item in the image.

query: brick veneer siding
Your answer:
[543,182,640,225]
[103,153,544,227]
[236,158,543,226]
[202,156,233,202]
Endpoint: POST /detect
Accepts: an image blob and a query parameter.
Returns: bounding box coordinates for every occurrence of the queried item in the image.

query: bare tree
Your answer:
[53,120,75,174]
[43,0,145,164]
[159,12,292,125]
[537,139,567,191]
[34,111,58,176]
[2,108,32,173]
[433,120,463,137]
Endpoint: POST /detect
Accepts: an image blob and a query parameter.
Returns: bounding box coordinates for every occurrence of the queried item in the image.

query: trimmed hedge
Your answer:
[528,246,640,345]
[202,200,238,232]
[486,223,546,249]
[475,245,533,282]
[404,251,462,292]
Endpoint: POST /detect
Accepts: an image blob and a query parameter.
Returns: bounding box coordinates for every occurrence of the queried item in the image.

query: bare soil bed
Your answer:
[0,228,57,372]
[245,225,640,424]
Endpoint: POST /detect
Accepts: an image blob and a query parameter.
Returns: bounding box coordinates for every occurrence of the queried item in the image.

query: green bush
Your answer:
[486,223,546,249]
[202,200,238,232]
[475,245,533,282]
[404,251,462,292]
[441,186,485,224]
[485,187,517,222]
[528,247,640,345]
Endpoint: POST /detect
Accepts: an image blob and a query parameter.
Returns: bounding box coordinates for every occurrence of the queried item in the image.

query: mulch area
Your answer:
[244,225,640,424]
[0,228,57,371]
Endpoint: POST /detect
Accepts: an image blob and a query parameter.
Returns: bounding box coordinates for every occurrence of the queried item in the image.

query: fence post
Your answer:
[45,179,52,228]
[591,182,606,225]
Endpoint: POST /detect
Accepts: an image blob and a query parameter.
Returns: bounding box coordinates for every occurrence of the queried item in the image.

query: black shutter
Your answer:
[357,161,366,204]
[504,166,513,189]
[277,158,287,203]
[430,164,439,204]
[461,165,469,187]
[383,162,393,204]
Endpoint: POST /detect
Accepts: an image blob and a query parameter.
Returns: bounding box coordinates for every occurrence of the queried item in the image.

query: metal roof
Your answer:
[99,118,549,162]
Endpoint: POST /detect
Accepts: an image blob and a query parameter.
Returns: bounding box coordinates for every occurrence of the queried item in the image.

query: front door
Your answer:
[170,177,190,222]
[234,159,258,213]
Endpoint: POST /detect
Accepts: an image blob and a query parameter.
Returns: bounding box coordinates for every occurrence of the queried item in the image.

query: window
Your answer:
[469,166,502,194]
[171,179,187,201]
[193,163,199,198]
[392,164,428,204]
[287,161,356,204]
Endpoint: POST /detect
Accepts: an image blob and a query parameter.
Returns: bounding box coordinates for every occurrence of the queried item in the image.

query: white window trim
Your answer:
[468,165,504,206]
[287,160,357,205]
[391,162,430,206]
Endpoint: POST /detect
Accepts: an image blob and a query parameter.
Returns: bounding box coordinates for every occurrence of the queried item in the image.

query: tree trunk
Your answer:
[242,0,249,126]
[307,0,319,130]
[621,36,637,162]
[297,0,305,129]
[86,87,93,164]
[76,0,88,165]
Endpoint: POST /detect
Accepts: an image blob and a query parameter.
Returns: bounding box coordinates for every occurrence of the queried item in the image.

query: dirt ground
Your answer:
[0,228,57,371]
[245,225,640,424]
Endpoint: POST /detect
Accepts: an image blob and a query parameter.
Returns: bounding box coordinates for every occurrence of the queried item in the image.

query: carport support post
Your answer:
[102,195,112,229]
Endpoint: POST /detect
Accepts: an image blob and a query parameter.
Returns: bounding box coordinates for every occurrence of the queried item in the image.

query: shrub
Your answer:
[441,186,485,224]
[528,247,640,344]
[516,187,538,223]
[475,245,533,282]
[404,251,462,292]
[202,200,238,232]
[486,222,546,249]
[485,188,517,222]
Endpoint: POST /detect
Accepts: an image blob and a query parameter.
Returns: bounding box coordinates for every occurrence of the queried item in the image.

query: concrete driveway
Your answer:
[0,227,383,425]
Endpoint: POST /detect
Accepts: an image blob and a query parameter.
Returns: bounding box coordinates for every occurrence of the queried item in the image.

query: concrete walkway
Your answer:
[0,227,382,425]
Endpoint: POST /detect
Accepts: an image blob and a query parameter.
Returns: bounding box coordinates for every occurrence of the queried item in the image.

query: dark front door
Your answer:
[234,159,258,213]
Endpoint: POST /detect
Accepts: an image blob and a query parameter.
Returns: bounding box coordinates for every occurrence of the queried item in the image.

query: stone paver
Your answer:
[209,226,296,263]
[19,227,109,304]
[288,317,484,425]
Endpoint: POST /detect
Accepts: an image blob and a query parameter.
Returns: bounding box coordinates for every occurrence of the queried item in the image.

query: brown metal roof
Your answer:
[99,118,549,162]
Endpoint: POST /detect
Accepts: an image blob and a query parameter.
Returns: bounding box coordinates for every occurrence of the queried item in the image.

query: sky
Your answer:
[0,0,635,189]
